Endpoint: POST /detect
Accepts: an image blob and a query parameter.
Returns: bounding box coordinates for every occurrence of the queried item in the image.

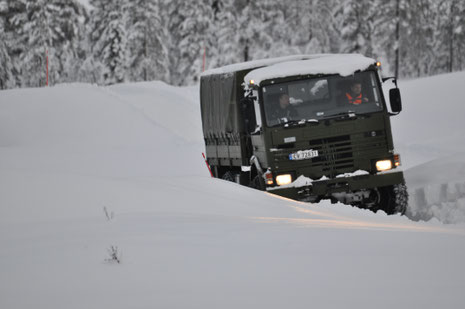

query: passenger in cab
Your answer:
[345,81,369,105]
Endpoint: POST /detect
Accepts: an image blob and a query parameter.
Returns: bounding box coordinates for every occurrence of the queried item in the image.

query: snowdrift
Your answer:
[392,72,465,223]
[1,74,465,309]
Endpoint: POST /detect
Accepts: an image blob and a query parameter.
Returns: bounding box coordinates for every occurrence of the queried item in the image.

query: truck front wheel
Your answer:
[375,183,409,215]
[250,175,266,191]
[222,171,237,182]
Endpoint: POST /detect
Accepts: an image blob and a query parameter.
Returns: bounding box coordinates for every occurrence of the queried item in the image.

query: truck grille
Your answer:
[273,133,388,178]
[309,135,354,176]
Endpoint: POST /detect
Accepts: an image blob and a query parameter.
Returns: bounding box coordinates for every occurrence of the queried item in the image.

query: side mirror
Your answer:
[389,88,402,113]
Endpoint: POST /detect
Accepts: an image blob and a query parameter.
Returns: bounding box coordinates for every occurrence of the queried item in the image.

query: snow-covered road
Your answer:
[1,73,464,308]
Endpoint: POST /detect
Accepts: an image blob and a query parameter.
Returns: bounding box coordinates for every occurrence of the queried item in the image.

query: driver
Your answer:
[271,93,298,121]
[346,81,369,105]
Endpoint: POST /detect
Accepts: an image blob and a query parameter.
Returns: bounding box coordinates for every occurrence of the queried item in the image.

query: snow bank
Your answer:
[391,71,465,169]
[244,54,375,85]
[405,153,465,223]
[390,71,465,223]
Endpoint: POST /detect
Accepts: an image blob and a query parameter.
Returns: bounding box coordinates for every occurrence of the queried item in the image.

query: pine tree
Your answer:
[100,3,127,84]
[362,0,403,77]
[399,0,436,77]
[47,0,86,83]
[251,0,294,59]
[435,0,464,73]
[237,0,273,61]
[66,6,92,83]
[293,0,340,54]
[0,24,13,89]
[88,0,112,46]
[0,0,27,87]
[20,0,53,87]
[0,1,10,88]
[339,0,377,58]
[454,1,465,71]
[12,0,84,87]
[162,0,212,85]
[124,0,168,82]
[90,0,127,85]
[87,0,112,84]
[209,0,242,69]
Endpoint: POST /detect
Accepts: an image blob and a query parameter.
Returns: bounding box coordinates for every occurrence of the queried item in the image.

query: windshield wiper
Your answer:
[322,111,358,121]
[270,118,319,128]
[282,119,306,127]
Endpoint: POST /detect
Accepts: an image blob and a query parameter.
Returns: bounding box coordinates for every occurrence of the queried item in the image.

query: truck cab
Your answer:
[200,54,408,214]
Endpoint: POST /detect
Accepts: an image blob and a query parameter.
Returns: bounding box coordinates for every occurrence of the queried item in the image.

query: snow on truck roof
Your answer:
[201,54,318,76]
[244,54,376,85]
[201,54,376,85]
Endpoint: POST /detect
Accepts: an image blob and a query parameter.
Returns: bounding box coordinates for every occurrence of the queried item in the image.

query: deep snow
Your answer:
[392,71,465,223]
[1,72,465,309]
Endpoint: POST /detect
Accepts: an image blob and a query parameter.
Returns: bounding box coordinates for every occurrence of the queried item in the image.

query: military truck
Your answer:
[200,54,408,214]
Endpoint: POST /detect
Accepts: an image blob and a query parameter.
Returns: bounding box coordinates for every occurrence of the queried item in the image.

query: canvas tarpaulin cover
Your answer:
[200,73,240,138]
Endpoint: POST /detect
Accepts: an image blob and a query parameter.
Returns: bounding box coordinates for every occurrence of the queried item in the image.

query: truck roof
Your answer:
[244,54,376,86]
[202,54,319,76]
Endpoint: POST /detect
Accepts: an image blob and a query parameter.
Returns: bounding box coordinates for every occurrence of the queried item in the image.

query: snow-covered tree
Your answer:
[0,28,14,89]
[162,0,212,85]
[0,0,26,87]
[0,1,11,88]
[290,0,340,54]
[101,11,127,84]
[208,0,241,69]
[1,0,464,87]
[9,0,84,87]
[250,1,295,59]
[354,0,404,77]
[398,0,436,77]
[124,0,168,82]
[19,0,53,87]
[434,0,465,73]
[47,0,85,83]
[87,0,110,84]
[454,1,465,71]
[90,0,127,85]
[236,0,274,61]
[339,0,377,58]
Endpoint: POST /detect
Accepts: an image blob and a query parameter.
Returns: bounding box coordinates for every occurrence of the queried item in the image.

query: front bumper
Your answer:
[268,171,405,201]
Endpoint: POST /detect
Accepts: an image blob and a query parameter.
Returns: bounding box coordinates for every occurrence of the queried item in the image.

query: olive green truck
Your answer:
[200,54,408,214]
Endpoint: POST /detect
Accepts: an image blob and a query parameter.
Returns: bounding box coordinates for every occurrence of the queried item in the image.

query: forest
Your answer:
[1,0,464,89]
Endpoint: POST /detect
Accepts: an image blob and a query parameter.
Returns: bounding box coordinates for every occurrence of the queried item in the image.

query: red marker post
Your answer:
[202,152,213,177]
[46,49,49,87]
[202,46,206,72]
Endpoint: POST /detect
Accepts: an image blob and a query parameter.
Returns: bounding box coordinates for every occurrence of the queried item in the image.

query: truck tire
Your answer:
[222,171,237,182]
[250,175,265,191]
[378,183,409,215]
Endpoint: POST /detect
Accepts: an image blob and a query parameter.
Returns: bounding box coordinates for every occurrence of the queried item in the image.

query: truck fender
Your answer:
[250,155,263,176]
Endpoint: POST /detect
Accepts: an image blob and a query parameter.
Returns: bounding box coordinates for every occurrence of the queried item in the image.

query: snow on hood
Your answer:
[244,54,376,85]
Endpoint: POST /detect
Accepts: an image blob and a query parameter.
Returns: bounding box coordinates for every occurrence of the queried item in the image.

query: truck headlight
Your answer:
[376,160,393,171]
[276,174,292,186]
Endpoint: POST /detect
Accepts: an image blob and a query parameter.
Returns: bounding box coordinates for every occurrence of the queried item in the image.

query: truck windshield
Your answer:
[262,71,383,127]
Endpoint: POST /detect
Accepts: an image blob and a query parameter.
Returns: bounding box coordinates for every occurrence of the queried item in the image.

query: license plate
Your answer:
[289,149,319,161]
